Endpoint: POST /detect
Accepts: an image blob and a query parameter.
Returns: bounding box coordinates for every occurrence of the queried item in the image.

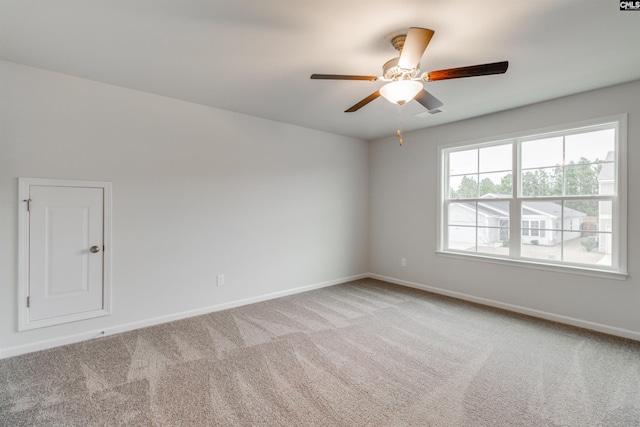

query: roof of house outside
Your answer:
[455,195,586,219]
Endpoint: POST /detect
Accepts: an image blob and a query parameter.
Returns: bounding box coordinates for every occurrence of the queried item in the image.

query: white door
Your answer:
[19,178,112,330]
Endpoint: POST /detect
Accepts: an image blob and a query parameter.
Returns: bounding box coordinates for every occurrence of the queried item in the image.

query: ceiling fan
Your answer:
[310,27,509,114]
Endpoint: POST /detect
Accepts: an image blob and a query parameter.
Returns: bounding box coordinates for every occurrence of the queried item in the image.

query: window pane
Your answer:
[449,175,478,199]
[522,202,562,246]
[447,226,476,251]
[521,167,562,197]
[478,171,511,198]
[448,202,477,226]
[564,200,613,256]
[598,160,615,195]
[521,240,560,261]
[563,233,612,267]
[565,129,614,164]
[479,144,511,173]
[477,201,510,252]
[521,199,614,266]
[592,232,613,257]
[477,227,509,256]
[447,201,509,253]
[522,202,562,226]
[477,201,509,226]
[449,149,477,175]
[521,136,563,169]
[448,176,461,198]
[598,200,613,232]
[530,221,540,236]
[564,200,600,222]
[564,163,604,196]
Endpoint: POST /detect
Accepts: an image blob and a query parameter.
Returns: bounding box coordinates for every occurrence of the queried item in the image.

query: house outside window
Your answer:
[438,116,627,277]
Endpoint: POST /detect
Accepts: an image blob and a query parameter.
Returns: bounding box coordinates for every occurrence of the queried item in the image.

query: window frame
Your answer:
[436,114,628,280]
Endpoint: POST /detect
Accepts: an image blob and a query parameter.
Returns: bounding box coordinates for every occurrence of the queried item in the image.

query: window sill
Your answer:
[436,250,628,281]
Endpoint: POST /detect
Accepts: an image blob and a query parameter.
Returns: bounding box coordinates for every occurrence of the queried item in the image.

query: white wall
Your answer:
[369,79,640,340]
[0,61,369,357]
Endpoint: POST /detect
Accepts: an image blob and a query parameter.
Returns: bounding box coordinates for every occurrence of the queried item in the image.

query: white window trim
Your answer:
[436,114,628,280]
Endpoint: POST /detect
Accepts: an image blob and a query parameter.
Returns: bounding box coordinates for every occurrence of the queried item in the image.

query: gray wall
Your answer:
[0,61,370,357]
[369,79,640,339]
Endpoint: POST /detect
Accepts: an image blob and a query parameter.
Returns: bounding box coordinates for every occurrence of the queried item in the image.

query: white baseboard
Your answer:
[368,273,640,342]
[4,272,637,359]
[0,273,368,359]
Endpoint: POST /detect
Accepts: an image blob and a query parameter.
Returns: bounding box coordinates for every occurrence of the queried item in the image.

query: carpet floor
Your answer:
[1,279,639,426]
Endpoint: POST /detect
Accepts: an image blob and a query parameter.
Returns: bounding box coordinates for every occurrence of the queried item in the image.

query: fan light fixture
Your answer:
[379,80,423,105]
[379,80,423,146]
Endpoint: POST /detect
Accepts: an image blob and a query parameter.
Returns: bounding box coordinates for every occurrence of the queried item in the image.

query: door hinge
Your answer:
[23,199,32,212]
[27,296,30,308]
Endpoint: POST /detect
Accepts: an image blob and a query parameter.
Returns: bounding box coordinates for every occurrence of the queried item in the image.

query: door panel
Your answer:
[29,186,104,322]
[46,205,90,296]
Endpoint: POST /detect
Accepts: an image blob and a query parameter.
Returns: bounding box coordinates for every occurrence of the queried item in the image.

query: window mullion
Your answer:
[511,140,521,257]
[475,149,480,251]
[441,150,449,252]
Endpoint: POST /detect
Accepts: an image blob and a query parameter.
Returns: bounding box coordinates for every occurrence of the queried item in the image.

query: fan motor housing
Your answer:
[382,57,419,80]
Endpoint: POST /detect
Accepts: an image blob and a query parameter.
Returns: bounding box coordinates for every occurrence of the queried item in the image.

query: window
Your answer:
[522,220,545,238]
[438,116,627,277]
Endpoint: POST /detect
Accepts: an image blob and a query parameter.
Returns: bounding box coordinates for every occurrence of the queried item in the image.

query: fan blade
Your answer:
[427,61,509,81]
[398,27,435,69]
[414,89,443,111]
[311,74,378,81]
[345,91,381,112]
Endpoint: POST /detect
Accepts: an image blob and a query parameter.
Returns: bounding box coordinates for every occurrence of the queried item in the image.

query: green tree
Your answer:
[522,168,558,196]
[451,158,602,212]
[479,177,497,196]
[521,170,541,196]
[550,165,563,195]
[453,176,478,198]
[497,173,513,196]
[563,157,602,216]
[565,157,601,197]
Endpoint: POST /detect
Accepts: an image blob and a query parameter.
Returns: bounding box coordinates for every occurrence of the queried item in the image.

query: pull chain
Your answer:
[396,103,404,146]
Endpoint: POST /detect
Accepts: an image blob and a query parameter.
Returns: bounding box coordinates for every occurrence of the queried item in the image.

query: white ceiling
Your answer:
[2,1,640,141]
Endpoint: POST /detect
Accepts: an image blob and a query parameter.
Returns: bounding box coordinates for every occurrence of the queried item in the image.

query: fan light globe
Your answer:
[379,80,423,105]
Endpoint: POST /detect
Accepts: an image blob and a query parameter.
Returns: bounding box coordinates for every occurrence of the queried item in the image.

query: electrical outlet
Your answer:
[401,258,407,267]
[217,274,224,286]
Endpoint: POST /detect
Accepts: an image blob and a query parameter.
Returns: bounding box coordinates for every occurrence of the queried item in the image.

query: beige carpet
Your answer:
[1,279,639,426]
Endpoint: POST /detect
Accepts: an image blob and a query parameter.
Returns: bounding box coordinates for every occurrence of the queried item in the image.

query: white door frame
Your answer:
[18,178,112,330]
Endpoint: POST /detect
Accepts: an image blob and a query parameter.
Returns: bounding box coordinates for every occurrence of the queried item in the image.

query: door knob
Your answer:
[90,245,101,253]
